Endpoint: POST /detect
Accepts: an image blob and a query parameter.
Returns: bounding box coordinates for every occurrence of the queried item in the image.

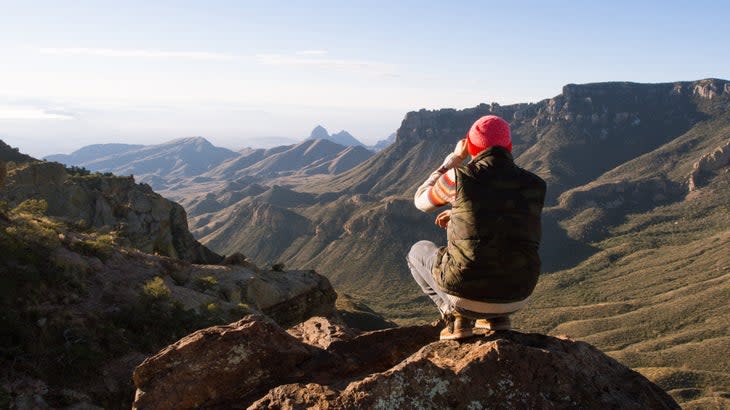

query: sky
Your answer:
[1,0,729,158]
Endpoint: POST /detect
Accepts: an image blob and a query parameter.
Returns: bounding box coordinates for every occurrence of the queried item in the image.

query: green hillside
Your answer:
[518,171,729,407]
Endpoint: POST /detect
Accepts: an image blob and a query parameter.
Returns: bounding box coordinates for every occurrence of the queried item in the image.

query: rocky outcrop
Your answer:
[688,139,730,191]
[286,316,359,349]
[0,139,35,163]
[132,315,679,410]
[249,269,338,327]
[692,78,730,100]
[1,206,339,408]
[0,161,221,263]
[132,316,313,410]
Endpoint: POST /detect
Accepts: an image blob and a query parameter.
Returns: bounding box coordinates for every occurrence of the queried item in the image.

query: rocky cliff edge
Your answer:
[0,161,221,264]
[132,315,679,410]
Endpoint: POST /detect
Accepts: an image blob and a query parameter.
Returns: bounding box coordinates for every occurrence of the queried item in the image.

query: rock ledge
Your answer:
[132,315,679,410]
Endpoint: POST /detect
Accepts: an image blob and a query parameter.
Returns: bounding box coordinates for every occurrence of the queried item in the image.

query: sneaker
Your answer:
[439,314,475,340]
[474,316,512,331]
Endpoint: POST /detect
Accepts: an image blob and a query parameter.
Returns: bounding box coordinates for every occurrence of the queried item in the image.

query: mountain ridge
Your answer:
[45,136,375,195]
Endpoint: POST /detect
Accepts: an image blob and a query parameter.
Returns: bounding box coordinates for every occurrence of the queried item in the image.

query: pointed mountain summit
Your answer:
[307,125,366,147]
[330,130,365,147]
[309,125,330,140]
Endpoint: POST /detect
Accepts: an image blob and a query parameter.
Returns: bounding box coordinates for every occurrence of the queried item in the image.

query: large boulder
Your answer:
[246,269,337,328]
[132,315,679,409]
[257,332,680,409]
[132,315,313,410]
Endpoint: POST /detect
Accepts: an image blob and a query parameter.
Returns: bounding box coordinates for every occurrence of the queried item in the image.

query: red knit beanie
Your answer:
[466,115,512,156]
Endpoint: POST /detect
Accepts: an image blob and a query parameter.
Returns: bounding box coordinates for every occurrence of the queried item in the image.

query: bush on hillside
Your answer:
[194,275,219,293]
[65,165,91,176]
[11,198,48,216]
[69,233,116,260]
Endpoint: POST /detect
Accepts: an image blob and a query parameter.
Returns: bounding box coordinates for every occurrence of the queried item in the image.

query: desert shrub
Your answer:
[70,234,115,260]
[65,165,91,176]
[11,222,59,249]
[1,211,61,254]
[111,292,228,352]
[142,276,171,300]
[271,263,286,272]
[11,199,48,216]
[230,302,254,318]
[194,275,218,293]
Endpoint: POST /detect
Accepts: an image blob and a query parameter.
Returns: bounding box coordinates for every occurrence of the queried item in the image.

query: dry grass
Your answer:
[514,174,730,406]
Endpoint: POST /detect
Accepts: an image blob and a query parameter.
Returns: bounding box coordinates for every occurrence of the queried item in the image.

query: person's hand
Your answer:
[435,209,452,228]
[454,138,468,158]
[440,139,468,170]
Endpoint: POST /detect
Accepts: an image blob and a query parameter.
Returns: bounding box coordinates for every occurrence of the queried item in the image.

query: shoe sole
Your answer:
[474,325,511,331]
[474,328,511,336]
[439,329,475,340]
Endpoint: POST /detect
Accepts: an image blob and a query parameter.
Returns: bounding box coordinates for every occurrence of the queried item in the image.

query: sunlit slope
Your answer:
[517,171,730,407]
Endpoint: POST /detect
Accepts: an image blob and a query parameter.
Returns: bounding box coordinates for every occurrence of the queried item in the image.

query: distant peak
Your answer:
[189,136,211,145]
[167,136,212,146]
[310,125,329,139]
[328,130,364,147]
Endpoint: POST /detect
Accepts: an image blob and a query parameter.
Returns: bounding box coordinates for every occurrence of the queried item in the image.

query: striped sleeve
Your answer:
[414,169,457,212]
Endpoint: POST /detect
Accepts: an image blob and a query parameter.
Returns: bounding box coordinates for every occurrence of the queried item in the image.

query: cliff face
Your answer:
[0,161,221,264]
[688,139,730,191]
[375,79,729,201]
[132,315,679,410]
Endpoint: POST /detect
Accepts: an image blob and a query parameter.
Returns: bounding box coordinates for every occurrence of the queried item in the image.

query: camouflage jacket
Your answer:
[433,146,547,303]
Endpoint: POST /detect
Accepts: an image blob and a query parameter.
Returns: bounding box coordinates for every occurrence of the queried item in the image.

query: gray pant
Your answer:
[407,240,452,316]
[407,240,516,319]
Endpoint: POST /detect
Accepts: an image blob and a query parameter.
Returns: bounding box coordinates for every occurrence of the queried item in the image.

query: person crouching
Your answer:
[408,115,546,340]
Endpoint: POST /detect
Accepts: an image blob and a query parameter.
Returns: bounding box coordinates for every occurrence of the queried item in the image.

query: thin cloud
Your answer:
[0,106,74,120]
[40,47,237,61]
[255,53,397,75]
[296,50,328,56]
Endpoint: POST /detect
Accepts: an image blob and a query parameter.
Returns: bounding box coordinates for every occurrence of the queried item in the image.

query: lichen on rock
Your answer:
[132,315,680,410]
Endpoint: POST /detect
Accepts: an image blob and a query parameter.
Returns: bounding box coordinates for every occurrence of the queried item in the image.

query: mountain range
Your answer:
[183,78,729,407]
[306,125,364,147]
[303,124,395,151]
[46,135,375,195]
[24,78,730,406]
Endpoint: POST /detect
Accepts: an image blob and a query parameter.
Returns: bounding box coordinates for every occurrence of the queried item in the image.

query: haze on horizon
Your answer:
[1,0,729,158]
